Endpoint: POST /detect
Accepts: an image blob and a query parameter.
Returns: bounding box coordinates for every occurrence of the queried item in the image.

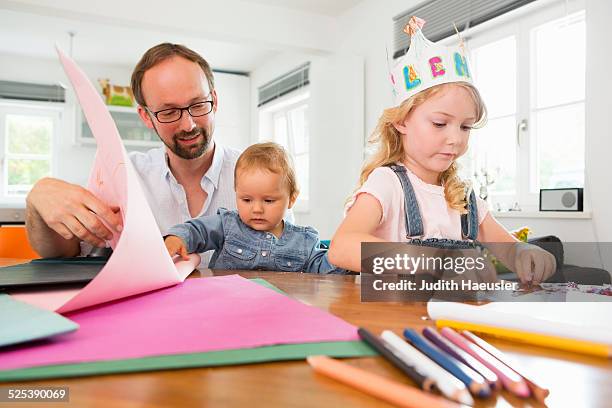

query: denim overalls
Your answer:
[388,164,479,249]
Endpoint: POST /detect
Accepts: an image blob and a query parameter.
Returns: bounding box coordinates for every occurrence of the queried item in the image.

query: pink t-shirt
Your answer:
[346,164,488,242]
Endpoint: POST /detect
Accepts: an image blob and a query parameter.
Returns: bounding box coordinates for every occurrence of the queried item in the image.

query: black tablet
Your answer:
[0,257,106,289]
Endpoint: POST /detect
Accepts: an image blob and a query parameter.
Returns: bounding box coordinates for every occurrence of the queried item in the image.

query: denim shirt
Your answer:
[166,208,344,274]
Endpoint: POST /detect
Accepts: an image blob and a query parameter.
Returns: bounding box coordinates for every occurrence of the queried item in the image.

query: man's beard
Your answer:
[159,126,211,160]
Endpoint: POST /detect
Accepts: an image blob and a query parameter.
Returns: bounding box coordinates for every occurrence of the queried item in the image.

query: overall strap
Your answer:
[387,165,424,239]
[460,188,479,240]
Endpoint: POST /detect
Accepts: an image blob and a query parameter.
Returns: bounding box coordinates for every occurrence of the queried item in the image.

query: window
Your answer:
[531,11,585,191]
[465,36,518,199]
[258,90,310,211]
[458,1,585,210]
[0,102,60,201]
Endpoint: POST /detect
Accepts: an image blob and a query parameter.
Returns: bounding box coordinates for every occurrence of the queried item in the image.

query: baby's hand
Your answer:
[164,235,190,261]
[514,243,557,285]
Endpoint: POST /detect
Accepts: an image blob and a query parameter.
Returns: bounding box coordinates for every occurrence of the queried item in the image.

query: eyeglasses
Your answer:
[147,100,214,124]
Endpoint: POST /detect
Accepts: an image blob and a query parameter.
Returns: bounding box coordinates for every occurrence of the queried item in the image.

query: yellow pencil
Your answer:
[435,319,611,358]
[307,356,461,408]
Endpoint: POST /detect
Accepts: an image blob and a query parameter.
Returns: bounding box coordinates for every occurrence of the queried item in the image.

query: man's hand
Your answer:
[514,243,557,285]
[164,235,190,260]
[26,177,123,249]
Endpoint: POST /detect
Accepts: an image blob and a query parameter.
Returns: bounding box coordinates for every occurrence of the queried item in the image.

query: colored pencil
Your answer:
[403,329,491,398]
[461,330,550,402]
[422,327,500,389]
[306,356,460,408]
[435,318,611,358]
[439,327,530,398]
[358,328,434,391]
[380,330,474,406]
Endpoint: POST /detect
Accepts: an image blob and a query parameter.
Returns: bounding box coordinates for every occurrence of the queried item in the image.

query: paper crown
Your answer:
[390,16,472,105]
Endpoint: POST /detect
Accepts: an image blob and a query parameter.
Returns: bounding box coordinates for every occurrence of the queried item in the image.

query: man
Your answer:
[26,43,240,265]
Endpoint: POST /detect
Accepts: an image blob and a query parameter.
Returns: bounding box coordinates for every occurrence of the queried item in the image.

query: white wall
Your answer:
[306,54,364,238]
[210,72,250,151]
[0,52,251,195]
[336,0,416,141]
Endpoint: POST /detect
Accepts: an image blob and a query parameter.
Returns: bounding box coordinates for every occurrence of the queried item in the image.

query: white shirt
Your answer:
[84,143,240,267]
[130,143,240,235]
[346,165,488,242]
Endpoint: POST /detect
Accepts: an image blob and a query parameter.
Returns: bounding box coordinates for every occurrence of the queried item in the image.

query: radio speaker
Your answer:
[539,188,583,211]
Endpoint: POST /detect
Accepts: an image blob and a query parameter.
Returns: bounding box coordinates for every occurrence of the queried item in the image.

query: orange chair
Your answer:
[0,225,40,259]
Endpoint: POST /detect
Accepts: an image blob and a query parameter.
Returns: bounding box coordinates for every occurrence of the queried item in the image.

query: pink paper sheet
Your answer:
[11,288,81,312]
[14,49,199,313]
[0,275,359,371]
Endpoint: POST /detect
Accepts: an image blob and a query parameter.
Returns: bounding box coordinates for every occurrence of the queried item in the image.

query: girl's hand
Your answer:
[514,243,557,284]
[164,235,190,261]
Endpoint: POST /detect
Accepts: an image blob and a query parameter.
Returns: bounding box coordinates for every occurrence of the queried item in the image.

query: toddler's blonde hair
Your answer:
[357,82,487,213]
[235,142,300,201]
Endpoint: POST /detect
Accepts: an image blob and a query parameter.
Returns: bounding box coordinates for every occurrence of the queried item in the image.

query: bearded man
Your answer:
[26,43,240,266]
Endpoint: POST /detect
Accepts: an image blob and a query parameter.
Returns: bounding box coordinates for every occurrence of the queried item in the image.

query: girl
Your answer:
[329,17,555,284]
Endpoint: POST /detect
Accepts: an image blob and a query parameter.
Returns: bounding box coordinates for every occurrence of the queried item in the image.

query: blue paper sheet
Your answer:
[0,294,78,348]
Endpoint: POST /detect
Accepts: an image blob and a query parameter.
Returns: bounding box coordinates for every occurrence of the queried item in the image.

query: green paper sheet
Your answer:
[250,278,287,294]
[0,341,375,382]
[0,294,78,348]
[0,279,376,381]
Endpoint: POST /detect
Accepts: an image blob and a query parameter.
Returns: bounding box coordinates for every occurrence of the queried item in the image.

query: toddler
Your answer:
[165,142,342,274]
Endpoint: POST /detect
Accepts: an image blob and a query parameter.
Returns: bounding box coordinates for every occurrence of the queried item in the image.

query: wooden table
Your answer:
[1,260,611,407]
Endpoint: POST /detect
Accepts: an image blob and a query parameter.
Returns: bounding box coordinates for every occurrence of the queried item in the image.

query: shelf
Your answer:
[492,211,592,219]
[76,104,162,148]
[105,104,138,113]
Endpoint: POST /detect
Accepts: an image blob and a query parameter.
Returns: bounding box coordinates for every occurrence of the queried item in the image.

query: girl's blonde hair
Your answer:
[357,82,487,213]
